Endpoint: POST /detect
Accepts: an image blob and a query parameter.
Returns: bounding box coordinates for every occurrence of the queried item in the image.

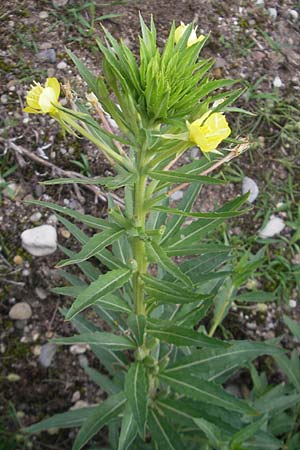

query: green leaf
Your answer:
[84,366,121,395]
[25,199,111,231]
[41,173,133,189]
[25,406,96,433]
[95,294,131,314]
[283,315,300,340]
[51,285,83,297]
[66,268,131,320]
[66,49,98,94]
[128,313,146,346]
[164,341,283,379]
[148,408,185,450]
[53,331,136,351]
[118,404,138,450]
[153,205,250,219]
[72,392,126,450]
[230,415,268,447]
[143,274,211,305]
[159,372,256,415]
[57,227,126,268]
[146,241,192,287]
[166,243,231,257]
[235,291,275,303]
[146,322,228,348]
[274,353,300,391]
[124,363,149,437]
[150,170,225,185]
[193,418,224,448]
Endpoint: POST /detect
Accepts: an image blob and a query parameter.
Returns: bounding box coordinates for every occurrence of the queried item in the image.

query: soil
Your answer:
[1,0,300,448]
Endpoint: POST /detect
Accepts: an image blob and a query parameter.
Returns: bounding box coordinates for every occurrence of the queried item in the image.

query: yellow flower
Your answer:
[188,112,231,153]
[24,78,61,115]
[174,22,205,47]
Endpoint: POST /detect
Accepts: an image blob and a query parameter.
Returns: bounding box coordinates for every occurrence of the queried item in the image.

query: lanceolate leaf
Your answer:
[25,200,111,231]
[230,415,268,447]
[25,406,97,433]
[66,268,131,320]
[159,372,256,415]
[146,322,228,348]
[118,404,138,450]
[53,331,136,351]
[166,243,230,257]
[72,392,126,450]
[95,294,131,314]
[150,170,225,185]
[124,363,149,437]
[143,274,211,304]
[153,205,250,219]
[83,366,121,395]
[57,228,126,268]
[128,314,146,346]
[164,341,283,379]
[148,408,185,450]
[193,418,224,448]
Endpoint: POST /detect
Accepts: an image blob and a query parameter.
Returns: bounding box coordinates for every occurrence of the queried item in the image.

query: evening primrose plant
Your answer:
[24,17,286,450]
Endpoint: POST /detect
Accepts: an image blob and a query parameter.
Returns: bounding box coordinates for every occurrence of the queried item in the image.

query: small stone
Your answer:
[71,391,81,403]
[259,216,285,238]
[60,228,71,239]
[246,322,257,330]
[289,300,297,308]
[21,225,57,256]
[29,211,42,223]
[70,400,89,410]
[1,94,8,104]
[52,0,69,6]
[242,177,259,203]
[268,8,277,20]
[57,61,67,70]
[35,287,48,300]
[214,57,226,68]
[7,373,21,382]
[273,76,283,88]
[78,355,88,368]
[47,428,59,435]
[33,345,41,356]
[9,302,32,320]
[70,344,89,355]
[36,49,56,64]
[22,268,30,277]
[170,190,184,201]
[47,214,58,225]
[16,411,25,419]
[39,343,57,367]
[255,0,264,5]
[288,9,299,21]
[39,42,52,50]
[39,11,49,19]
[13,255,23,265]
[47,68,56,78]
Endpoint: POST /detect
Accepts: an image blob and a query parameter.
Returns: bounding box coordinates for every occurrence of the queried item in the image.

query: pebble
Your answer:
[39,42,53,50]
[273,76,283,88]
[259,216,285,238]
[29,211,42,223]
[57,61,67,70]
[7,373,21,382]
[47,68,56,77]
[288,9,299,22]
[190,147,199,159]
[13,255,23,265]
[246,322,257,330]
[33,345,42,357]
[214,57,226,68]
[36,49,56,64]
[242,177,259,203]
[52,0,69,6]
[60,228,71,239]
[170,190,184,201]
[9,302,32,320]
[21,225,57,256]
[39,343,57,367]
[78,355,88,368]
[35,287,48,300]
[70,344,89,354]
[255,0,264,5]
[1,94,8,104]
[71,391,81,403]
[39,11,49,19]
[268,8,277,20]
[70,400,89,410]
[289,300,297,308]
[47,214,58,225]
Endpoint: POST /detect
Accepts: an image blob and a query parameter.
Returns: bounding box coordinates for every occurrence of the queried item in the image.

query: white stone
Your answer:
[70,344,89,354]
[70,400,89,410]
[273,76,282,88]
[289,300,297,308]
[288,9,299,21]
[9,302,32,320]
[47,214,58,225]
[242,177,259,203]
[21,225,57,256]
[39,11,49,19]
[255,0,264,5]
[52,0,69,6]
[71,391,81,403]
[170,190,184,201]
[268,8,277,20]
[39,343,57,367]
[29,212,42,222]
[259,216,285,238]
[35,287,48,300]
[57,61,67,70]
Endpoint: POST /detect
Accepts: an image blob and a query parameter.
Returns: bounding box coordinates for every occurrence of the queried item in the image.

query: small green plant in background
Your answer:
[22,17,299,450]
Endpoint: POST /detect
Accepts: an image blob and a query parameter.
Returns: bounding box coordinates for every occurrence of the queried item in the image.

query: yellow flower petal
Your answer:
[189,112,231,153]
[175,22,205,47]
[46,77,60,101]
[174,22,186,44]
[38,87,57,113]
